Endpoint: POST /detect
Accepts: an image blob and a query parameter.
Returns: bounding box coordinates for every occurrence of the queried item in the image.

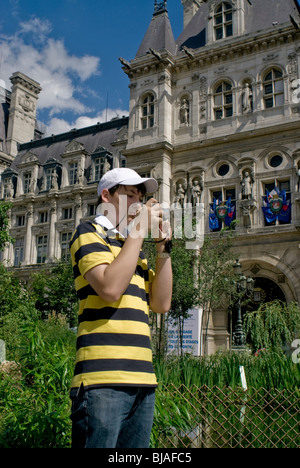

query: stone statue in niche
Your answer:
[29,177,36,194]
[242,83,253,113]
[6,179,14,198]
[51,170,59,190]
[174,182,186,208]
[77,167,85,185]
[241,169,255,200]
[41,176,47,192]
[103,159,111,174]
[180,99,189,125]
[190,178,203,206]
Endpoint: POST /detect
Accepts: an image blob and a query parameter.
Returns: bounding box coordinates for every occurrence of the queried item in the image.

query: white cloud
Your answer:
[19,16,53,41]
[0,17,100,116]
[44,108,129,136]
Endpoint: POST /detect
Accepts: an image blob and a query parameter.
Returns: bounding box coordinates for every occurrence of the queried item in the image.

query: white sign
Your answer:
[167,308,203,356]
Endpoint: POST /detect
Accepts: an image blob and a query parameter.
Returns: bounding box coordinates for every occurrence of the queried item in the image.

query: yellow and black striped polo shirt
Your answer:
[69,220,157,391]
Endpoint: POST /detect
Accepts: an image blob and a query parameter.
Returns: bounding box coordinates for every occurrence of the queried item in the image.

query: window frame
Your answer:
[214,2,233,41]
[61,231,73,261]
[213,80,233,120]
[14,238,25,267]
[23,172,32,194]
[263,68,284,109]
[210,186,236,232]
[37,235,48,264]
[141,93,155,130]
[62,207,73,220]
[69,162,78,186]
[262,178,291,226]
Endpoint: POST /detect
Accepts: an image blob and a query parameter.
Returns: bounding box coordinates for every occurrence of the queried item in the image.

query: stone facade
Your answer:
[121,0,300,353]
[1,0,300,354]
[0,118,129,278]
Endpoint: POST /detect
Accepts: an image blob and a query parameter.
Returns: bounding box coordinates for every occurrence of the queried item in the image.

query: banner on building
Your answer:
[209,197,236,231]
[262,188,291,224]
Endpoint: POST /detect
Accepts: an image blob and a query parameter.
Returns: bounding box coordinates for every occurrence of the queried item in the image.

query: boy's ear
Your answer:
[101,188,110,203]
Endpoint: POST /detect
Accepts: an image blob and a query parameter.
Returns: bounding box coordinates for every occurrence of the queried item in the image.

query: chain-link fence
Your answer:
[153,384,300,448]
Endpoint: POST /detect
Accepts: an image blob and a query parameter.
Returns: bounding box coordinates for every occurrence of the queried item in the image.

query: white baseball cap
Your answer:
[97,168,158,196]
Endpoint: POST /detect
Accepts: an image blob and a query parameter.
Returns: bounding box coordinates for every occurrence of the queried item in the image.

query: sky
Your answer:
[0,0,183,136]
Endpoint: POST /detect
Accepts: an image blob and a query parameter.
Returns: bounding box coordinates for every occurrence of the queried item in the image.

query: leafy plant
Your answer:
[0,201,14,252]
[168,240,198,355]
[30,260,78,326]
[244,300,300,352]
[0,264,39,360]
[195,231,239,354]
[0,321,76,448]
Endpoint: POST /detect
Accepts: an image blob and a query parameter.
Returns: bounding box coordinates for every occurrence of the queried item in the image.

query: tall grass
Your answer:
[0,320,76,448]
[152,351,300,448]
[1,318,299,448]
[154,350,300,390]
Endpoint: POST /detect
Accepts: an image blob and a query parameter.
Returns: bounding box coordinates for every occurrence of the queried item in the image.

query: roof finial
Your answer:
[154,0,167,16]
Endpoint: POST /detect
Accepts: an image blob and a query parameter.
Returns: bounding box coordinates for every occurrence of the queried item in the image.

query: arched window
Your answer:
[141,93,155,129]
[214,81,233,120]
[214,2,233,41]
[263,69,284,109]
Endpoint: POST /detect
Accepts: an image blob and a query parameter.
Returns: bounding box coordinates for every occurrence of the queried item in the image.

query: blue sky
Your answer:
[0,0,183,135]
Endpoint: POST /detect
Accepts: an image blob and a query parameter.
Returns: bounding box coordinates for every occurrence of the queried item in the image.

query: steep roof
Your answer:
[177,0,300,52]
[12,117,129,172]
[135,7,176,57]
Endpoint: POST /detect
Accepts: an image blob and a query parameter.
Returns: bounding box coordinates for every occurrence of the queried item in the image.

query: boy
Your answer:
[70,168,172,448]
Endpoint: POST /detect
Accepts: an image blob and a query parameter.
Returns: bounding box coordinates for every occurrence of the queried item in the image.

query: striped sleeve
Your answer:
[70,222,114,278]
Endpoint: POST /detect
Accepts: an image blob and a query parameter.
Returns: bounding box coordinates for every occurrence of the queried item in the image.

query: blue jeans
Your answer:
[70,386,156,448]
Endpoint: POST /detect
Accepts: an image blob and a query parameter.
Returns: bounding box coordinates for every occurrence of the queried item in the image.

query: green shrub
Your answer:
[0,320,76,448]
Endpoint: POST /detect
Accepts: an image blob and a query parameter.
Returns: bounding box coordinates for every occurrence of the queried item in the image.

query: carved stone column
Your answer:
[24,204,34,265]
[48,199,57,260]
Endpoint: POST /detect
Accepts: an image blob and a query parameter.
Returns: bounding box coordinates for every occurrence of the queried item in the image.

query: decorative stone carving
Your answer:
[288,52,298,82]
[77,167,85,185]
[173,180,187,207]
[29,177,36,194]
[5,179,14,199]
[103,159,111,174]
[51,170,59,191]
[180,98,190,125]
[239,199,256,228]
[242,83,253,113]
[189,177,203,206]
[199,76,208,119]
[241,169,255,200]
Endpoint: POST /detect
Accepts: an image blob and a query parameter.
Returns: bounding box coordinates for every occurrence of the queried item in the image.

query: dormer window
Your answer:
[90,148,112,183]
[42,159,62,192]
[69,162,78,186]
[214,3,233,41]
[23,172,32,194]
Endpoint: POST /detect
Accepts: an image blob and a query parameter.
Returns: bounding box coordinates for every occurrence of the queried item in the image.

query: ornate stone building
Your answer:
[1,0,300,353]
[0,72,128,275]
[120,0,300,352]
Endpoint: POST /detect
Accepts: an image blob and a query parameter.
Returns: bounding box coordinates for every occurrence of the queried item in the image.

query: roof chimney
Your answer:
[181,0,202,28]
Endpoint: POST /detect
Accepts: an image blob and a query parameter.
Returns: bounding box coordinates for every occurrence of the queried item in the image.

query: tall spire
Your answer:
[135,0,176,57]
